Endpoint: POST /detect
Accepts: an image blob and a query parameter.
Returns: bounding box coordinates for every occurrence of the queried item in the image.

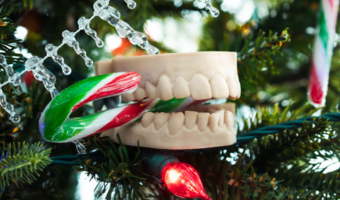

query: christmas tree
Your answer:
[1,0,340,199]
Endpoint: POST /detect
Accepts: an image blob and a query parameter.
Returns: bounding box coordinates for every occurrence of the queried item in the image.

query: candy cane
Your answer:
[308,0,339,107]
[39,72,140,142]
[39,72,206,143]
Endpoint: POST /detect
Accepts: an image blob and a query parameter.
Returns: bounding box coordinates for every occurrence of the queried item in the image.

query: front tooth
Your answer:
[154,113,170,130]
[197,112,209,131]
[122,93,135,102]
[209,112,219,132]
[146,81,157,99]
[190,74,212,100]
[141,112,155,128]
[174,76,190,99]
[224,111,234,131]
[227,76,238,100]
[157,75,174,101]
[211,74,229,98]
[218,110,224,127]
[134,87,146,101]
[185,111,198,129]
[168,112,184,135]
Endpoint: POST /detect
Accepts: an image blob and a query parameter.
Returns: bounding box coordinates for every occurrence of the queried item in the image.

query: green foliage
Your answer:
[78,135,160,200]
[0,7,24,67]
[224,152,277,200]
[0,142,51,188]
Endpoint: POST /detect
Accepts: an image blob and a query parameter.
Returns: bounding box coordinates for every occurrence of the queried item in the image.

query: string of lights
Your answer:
[50,112,340,166]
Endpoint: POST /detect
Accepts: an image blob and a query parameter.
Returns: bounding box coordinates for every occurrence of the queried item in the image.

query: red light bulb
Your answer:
[162,162,211,200]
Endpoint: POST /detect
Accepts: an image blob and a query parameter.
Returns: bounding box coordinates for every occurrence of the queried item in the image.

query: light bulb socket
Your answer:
[141,149,179,178]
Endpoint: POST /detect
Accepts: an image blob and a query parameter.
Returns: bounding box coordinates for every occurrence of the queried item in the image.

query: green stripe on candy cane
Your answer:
[318,8,329,51]
[41,74,112,141]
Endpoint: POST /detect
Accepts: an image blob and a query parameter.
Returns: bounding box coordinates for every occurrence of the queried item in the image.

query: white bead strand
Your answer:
[204,0,220,17]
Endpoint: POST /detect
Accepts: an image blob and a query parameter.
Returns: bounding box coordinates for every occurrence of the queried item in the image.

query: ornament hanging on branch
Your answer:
[308,0,339,107]
[0,0,159,122]
[96,52,240,150]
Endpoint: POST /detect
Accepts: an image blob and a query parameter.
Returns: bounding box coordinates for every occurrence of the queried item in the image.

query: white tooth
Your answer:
[218,110,224,127]
[122,93,135,101]
[121,95,128,102]
[154,113,170,130]
[236,77,241,98]
[227,76,238,99]
[141,112,155,128]
[157,75,174,101]
[211,73,229,98]
[145,81,157,99]
[174,76,190,99]
[168,112,184,135]
[184,111,198,129]
[209,112,219,132]
[197,112,209,131]
[190,74,212,100]
[224,111,234,131]
[134,87,146,101]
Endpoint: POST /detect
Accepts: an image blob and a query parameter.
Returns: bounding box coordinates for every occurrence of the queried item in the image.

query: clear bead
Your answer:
[6,67,14,77]
[41,67,56,84]
[45,44,55,53]
[108,6,120,19]
[77,17,88,30]
[10,74,21,87]
[209,7,220,17]
[85,59,94,67]
[50,87,59,99]
[125,0,137,9]
[139,41,149,49]
[116,20,131,38]
[0,95,6,107]
[10,113,20,123]
[84,24,105,48]
[5,103,14,112]
[25,56,39,71]
[62,66,72,75]
[146,45,160,55]
[42,78,54,90]
[107,15,119,27]
[73,140,86,154]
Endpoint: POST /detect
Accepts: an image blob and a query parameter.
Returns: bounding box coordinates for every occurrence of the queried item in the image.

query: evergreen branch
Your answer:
[78,135,155,200]
[236,112,340,144]
[275,166,340,199]
[0,142,52,188]
[0,7,24,66]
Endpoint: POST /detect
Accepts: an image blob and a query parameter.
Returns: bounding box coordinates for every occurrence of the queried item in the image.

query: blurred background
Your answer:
[1,0,340,199]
